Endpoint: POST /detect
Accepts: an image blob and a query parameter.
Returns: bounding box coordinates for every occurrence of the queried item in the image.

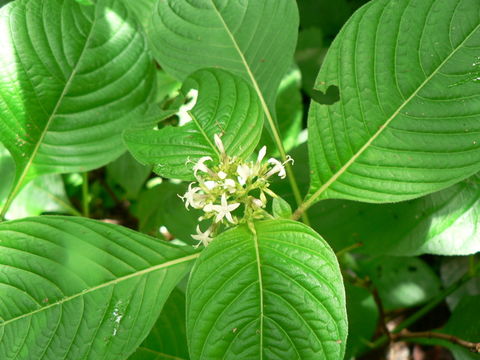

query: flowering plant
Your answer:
[180,134,293,246]
[0,0,479,359]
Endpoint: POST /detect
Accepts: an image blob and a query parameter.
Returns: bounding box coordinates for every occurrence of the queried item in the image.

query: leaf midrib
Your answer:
[208,0,282,157]
[251,223,264,360]
[0,253,200,328]
[1,4,98,217]
[304,20,480,210]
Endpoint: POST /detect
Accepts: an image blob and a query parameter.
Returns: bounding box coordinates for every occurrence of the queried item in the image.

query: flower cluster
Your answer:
[180,134,293,247]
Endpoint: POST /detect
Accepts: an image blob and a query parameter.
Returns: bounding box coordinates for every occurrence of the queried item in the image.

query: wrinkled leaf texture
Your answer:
[308,0,480,203]
[0,0,154,211]
[0,216,198,359]
[187,220,347,360]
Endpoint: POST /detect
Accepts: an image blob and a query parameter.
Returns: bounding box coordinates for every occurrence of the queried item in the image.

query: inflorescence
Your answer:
[179,134,293,247]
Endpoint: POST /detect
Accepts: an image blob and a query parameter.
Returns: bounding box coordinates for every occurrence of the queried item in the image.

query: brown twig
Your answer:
[392,329,480,353]
[371,287,394,342]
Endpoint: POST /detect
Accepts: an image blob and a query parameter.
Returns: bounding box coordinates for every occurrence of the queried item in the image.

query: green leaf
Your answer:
[0,216,199,359]
[310,174,480,256]
[422,294,480,360]
[261,65,304,154]
[308,0,480,204]
[107,152,151,199]
[0,0,155,215]
[119,0,155,31]
[136,182,200,243]
[0,0,13,8]
[187,220,347,359]
[149,0,299,112]
[295,27,324,95]
[272,197,293,219]
[344,283,378,359]
[440,295,480,360]
[124,68,264,180]
[360,257,441,310]
[297,0,351,39]
[129,288,189,360]
[441,257,480,310]
[0,143,79,219]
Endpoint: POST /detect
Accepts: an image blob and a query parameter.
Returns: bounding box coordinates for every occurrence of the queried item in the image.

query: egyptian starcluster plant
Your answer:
[0,0,479,359]
[180,134,293,246]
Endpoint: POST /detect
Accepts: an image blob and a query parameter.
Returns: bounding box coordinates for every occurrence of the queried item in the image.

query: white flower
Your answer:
[252,198,264,208]
[203,194,240,223]
[193,156,212,176]
[180,183,202,209]
[217,171,227,180]
[203,180,217,190]
[237,164,252,185]
[223,178,236,193]
[257,146,267,163]
[266,158,286,179]
[191,225,213,247]
[214,134,225,154]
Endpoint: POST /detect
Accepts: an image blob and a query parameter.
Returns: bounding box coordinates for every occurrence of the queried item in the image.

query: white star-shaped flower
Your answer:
[193,156,212,176]
[237,164,252,186]
[266,158,286,179]
[203,194,240,223]
[257,146,267,163]
[191,225,213,247]
[203,180,217,190]
[180,183,202,209]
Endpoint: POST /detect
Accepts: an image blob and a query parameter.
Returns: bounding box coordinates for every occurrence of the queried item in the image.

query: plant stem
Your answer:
[392,330,480,353]
[335,242,363,257]
[209,1,308,225]
[82,172,90,218]
[370,266,478,349]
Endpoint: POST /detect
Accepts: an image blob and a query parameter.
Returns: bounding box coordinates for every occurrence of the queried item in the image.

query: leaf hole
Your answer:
[311,85,340,105]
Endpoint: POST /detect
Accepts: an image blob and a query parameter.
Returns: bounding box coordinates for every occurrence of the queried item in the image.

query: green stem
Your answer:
[335,242,363,258]
[208,1,308,224]
[370,266,479,349]
[82,172,90,218]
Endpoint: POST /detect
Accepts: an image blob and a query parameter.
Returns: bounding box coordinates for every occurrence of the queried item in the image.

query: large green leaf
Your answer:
[129,288,189,360]
[0,143,79,219]
[136,182,200,243]
[440,295,480,360]
[310,174,480,256]
[0,0,155,215]
[296,0,351,40]
[307,0,480,204]
[149,0,299,112]
[344,283,378,360]
[187,220,347,360]
[119,0,156,31]
[359,256,441,310]
[106,152,151,199]
[0,216,199,359]
[419,295,480,360]
[261,65,303,155]
[124,68,264,180]
[441,257,480,311]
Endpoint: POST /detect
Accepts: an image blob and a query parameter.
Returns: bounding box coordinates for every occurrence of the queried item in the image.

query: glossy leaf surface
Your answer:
[187,220,347,360]
[0,216,198,359]
[308,0,480,203]
[124,68,264,180]
[149,0,299,111]
[310,174,480,256]
[360,257,441,310]
[129,288,189,360]
[0,0,154,211]
[0,144,78,219]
